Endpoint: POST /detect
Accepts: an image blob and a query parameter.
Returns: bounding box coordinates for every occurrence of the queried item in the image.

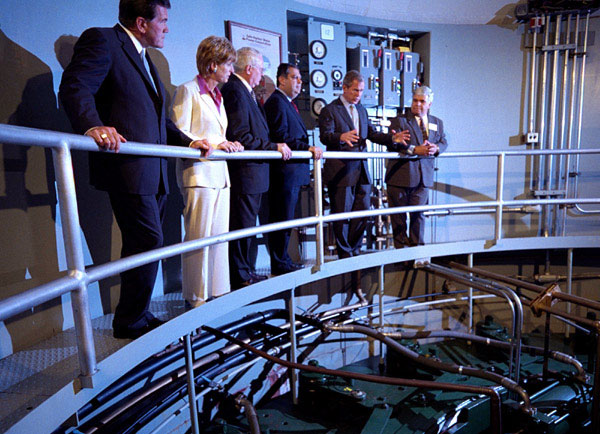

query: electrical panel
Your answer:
[307,18,346,119]
[379,48,402,108]
[347,45,380,107]
[400,52,420,108]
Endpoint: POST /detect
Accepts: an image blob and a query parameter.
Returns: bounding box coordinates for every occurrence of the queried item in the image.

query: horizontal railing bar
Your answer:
[2,124,600,160]
[2,195,599,323]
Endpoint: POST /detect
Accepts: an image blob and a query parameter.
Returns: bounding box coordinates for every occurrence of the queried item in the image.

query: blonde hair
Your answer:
[196,36,236,77]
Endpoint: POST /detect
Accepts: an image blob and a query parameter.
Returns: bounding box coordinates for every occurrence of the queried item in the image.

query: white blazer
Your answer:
[171,78,230,189]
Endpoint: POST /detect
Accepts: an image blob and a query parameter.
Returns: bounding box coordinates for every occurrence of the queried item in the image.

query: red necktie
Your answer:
[291,100,299,114]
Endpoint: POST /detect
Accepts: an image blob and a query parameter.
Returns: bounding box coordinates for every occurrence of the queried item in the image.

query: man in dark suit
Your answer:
[59,0,210,339]
[221,47,292,287]
[319,70,406,258]
[387,85,448,247]
[264,63,323,275]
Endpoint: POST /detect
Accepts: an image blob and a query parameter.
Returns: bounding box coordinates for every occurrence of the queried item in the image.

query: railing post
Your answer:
[287,288,299,405]
[467,253,474,334]
[495,153,505,241]
[52,142,97,386]
[312,157,325,271]
[183,333,200,434]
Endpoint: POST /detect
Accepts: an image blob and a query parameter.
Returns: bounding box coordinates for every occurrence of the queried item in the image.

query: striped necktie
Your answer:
[418,116,428,141]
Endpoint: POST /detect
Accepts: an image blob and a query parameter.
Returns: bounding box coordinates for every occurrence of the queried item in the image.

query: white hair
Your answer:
[413,85,434,104]
[234,47,262,73]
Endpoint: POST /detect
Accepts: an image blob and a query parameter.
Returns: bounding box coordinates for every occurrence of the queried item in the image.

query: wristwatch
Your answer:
[407,145,416,155]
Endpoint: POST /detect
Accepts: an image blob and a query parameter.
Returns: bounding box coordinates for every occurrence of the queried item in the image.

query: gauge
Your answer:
[312,98,327,116]
[310,40,327,59]
[311,70,327,88]
[331,69,343,82]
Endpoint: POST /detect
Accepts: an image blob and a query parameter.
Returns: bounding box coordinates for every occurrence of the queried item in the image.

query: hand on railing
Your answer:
[277,143,292,160]
[190,138,213,157]
[86,126,126,152]
[309,146,323,160]
[216,140,244,153]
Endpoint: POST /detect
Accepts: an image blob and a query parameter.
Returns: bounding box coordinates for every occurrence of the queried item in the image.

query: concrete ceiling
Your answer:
[293,0,525,26]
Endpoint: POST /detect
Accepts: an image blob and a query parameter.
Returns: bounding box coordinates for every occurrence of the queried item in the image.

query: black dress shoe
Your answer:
[271,262,304,276]
[113,319,163,340]
[249,271,268,281]
[239,274,268,287]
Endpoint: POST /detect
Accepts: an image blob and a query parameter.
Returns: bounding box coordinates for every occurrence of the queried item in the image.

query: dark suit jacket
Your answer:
[319,98,393,186]
[59,25,191,194]
[221,74,277,194]
[264,89,310,188]
[387,112,448,188]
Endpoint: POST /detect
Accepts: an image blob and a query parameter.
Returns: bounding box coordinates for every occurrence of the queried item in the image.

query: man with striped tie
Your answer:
[387,86,448,248]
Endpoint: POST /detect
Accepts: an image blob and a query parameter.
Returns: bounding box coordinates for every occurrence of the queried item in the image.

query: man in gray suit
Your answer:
[387,86,448,248]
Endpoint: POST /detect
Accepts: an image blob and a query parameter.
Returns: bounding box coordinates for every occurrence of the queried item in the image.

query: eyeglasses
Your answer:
[251,65,265,74]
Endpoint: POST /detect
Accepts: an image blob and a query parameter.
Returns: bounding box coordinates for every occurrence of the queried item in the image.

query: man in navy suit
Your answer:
[264,63,323,275]
[59,0,210,339]
[221,48,292,288]
[387,85,448,247]
[319,70,406,258]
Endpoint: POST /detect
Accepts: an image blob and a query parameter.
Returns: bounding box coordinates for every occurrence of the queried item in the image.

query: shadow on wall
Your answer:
[0,29,66,355]
[149,48,184,293]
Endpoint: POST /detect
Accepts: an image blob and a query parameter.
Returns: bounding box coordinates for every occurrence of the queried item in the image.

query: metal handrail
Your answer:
[1,123,599,381]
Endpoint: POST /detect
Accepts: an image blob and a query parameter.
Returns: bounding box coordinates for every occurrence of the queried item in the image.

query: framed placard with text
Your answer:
[226,21,282,102]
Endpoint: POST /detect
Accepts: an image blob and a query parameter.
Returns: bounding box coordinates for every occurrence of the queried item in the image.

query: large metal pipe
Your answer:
[326,323,532,414]
[203,325,504,433]
[425,263,524,385]
[383,329,587,382]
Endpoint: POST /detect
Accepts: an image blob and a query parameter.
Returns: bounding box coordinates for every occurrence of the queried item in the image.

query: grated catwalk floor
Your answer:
[0,293,187,433]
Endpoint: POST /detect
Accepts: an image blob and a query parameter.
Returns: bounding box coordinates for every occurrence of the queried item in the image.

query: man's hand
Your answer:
[309,146,323,160]
[340,129,359,147]
[190,138,213,157]
[277,143,292,160]
[86,126,126,152]
[425,141,439,155]
[217,140,244,153]
[391,129,410,145]
[414,143,437,156]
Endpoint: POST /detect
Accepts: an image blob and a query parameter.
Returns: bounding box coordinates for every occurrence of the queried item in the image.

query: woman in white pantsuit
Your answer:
[171,36,243,307]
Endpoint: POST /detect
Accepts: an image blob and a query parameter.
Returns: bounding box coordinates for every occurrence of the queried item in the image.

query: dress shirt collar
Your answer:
[276,87,292,102]
[340,95,354,110]
[233,73,254,93]
[197,74,222,112]
[118,23,144,55]
[416,114,429,126]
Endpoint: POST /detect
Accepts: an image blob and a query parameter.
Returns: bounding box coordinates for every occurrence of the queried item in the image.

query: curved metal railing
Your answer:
[1,123,599,383]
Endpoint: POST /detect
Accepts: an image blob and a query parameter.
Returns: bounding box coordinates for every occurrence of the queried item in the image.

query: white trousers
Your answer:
[181,186,230,306]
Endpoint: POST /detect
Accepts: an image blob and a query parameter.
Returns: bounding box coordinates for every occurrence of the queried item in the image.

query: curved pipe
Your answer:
[383,329,587,382]
[202,325,503,434]
[325,323,532,414]
[234,393,261,434]
[425,263,524,385]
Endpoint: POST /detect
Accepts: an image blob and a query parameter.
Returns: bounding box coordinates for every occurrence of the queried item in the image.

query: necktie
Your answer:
[142,50,158,94]
[291,100,299,114]
[349,104,359,133]
[250,90,258,105]
[418,116,428,141]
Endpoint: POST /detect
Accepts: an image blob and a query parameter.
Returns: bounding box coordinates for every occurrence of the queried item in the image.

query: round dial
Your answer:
[331,69,343,81]
[311,70,327,88]
[312,98,327,116]
[310,40,327,59]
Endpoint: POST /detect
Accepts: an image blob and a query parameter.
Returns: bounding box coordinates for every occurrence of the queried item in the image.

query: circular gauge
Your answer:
[312,98,327,116]
[331,69,343,82]
[311,70,327,88]
[310,40,327,59]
